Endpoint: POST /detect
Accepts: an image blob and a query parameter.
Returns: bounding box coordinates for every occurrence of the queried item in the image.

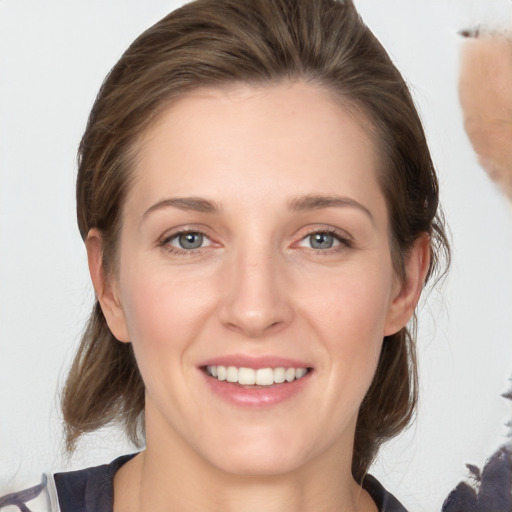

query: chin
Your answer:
[198,430,318,478]
[210,452,305,478]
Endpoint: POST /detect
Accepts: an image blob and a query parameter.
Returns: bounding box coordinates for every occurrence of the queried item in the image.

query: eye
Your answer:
[305,232,338,249]
[175,232,205,249]
[297,229,352,251]
[162,230,213,252]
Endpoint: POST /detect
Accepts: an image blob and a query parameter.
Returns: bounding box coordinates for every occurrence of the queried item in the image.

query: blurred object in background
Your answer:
[458,30,512,201]
[444,13,512,509]
[457,0,512,35]
[442,383,512,512]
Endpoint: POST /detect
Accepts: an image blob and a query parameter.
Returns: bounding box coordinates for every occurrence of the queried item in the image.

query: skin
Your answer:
[87,82,430,512]
[459,33,512,201]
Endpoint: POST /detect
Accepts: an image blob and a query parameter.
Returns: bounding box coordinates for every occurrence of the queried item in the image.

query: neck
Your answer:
[144,453,353,512]
[113,404,376,512]
[115,442,375,512]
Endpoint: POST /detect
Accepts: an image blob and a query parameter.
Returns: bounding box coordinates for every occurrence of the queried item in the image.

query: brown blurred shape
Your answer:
[459,31,512,201]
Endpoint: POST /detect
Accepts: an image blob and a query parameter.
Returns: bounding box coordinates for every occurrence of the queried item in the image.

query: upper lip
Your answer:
[198,354,312,369]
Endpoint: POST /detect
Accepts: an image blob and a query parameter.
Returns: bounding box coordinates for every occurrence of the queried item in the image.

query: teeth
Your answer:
[206,365,309,386]
[226,366,238,383]
[238,367,256,385]
[256,368,274,386]
[296,368,307,379]
[217,365,226,381]
[274,367,286,383]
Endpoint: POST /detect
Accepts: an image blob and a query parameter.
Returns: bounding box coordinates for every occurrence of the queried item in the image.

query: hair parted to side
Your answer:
[62,0,450,482]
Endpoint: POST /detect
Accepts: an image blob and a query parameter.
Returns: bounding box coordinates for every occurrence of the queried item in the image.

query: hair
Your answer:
[62,0,450,482]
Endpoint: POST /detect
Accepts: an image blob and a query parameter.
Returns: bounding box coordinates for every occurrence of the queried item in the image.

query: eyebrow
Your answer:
[143,197,220,218]
[288,194,374,223]
[142,194,373,222]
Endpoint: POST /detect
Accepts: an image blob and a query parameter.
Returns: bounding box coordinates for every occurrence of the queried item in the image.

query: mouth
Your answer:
[203,365,311,387]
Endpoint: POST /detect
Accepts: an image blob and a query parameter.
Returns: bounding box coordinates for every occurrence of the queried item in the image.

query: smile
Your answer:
[206,365,309,386]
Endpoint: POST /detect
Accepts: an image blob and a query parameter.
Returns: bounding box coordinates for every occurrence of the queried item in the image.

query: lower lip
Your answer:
[201,370,312,407]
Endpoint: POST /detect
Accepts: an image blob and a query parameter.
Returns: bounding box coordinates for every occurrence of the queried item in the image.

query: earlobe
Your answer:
[85,229,130,343]
[384,234,431,336]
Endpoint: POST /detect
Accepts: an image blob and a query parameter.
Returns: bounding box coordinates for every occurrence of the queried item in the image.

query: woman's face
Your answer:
[95,82,414,476]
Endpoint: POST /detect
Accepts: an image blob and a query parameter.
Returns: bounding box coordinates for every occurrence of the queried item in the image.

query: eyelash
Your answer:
[158,227,353,256]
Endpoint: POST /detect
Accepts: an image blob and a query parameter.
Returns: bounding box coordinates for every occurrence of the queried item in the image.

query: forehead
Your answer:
[128,81,383,217]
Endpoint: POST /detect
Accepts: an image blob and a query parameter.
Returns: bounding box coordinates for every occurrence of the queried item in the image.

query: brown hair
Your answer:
[62,0,450,481]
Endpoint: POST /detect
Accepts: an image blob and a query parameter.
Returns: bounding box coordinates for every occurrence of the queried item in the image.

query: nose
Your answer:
[218,246,293,338]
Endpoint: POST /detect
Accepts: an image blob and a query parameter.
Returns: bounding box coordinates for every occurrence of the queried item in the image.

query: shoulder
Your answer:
[363,474,409,512]
[0,454,136,512]
[52,454,136,512]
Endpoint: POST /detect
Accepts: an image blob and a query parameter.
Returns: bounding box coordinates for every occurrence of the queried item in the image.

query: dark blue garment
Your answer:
[1,454,408,511]
[363,474,409,512]
[53,454,136,512]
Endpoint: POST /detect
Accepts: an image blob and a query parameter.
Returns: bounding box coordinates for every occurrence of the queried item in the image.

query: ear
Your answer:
[384,234,431,336]
[86,228,130,343]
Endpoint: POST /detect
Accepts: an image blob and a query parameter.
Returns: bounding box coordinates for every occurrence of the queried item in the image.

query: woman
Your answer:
[0,0,449,510]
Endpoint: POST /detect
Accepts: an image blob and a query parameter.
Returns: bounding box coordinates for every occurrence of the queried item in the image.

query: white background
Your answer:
[1,1,512,510]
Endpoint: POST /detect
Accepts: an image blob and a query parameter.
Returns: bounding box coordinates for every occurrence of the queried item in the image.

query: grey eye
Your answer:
[178,232,204,249]
[309,233,334,249]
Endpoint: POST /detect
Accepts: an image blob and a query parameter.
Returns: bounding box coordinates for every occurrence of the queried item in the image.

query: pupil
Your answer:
[179,232,203,249]
[311,233,333,249]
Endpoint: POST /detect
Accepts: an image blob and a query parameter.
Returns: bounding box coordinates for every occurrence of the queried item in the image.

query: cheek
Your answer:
[293,268,392,437]
[308,267,393,338]
[118,269,218,416]
[119,269,214,357]
[296,262,394,396]
[327,284,388,378]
